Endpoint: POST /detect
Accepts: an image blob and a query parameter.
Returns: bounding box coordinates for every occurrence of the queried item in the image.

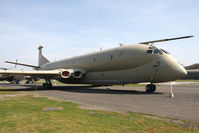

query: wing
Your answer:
[0,68,85,80]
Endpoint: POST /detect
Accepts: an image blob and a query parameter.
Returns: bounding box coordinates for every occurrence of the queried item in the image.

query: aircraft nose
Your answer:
[154,55,187,82]
[174,64,187,79]
[165,57,187,80]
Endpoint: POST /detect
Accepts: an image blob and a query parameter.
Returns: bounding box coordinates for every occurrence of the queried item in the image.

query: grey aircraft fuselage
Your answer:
[40,44,186,85]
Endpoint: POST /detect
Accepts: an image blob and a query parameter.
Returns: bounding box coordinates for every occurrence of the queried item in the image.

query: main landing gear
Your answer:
[145,83,156,92]
[42,79,52,89]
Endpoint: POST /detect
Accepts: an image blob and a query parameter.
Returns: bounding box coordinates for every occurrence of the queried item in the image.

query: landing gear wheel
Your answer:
[42,83,47,89]
[47,83,52,88]
[145,84,156,92]
[42,83,52,89]
[42,79,52,89]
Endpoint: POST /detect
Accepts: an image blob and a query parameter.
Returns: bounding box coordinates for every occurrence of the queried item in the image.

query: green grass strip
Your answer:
[0,96,198,133]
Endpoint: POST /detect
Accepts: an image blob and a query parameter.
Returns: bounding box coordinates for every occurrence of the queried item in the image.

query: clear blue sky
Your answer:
[0,0,198,70]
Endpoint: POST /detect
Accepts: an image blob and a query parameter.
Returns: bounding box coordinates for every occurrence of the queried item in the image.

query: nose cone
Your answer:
[155,55,187,82]
[172,63,187,79]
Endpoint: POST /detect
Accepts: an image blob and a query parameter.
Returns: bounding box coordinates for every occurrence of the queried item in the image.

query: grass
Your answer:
[0,87,10,89]
[0,96,198,133]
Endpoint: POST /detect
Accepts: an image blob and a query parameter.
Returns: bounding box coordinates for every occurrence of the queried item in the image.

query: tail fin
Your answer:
[38,46,49,67]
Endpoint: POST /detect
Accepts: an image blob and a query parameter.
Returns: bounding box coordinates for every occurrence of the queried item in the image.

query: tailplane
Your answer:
[38,46,49,67]
[5,46,49,70]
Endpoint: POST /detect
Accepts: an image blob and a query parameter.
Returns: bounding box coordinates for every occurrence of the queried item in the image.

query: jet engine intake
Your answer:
[59,68,85,79]
[72,70,84,79]
[60,70,71,78]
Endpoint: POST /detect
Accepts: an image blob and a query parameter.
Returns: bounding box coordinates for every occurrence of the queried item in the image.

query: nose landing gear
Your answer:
[145,83,156,92]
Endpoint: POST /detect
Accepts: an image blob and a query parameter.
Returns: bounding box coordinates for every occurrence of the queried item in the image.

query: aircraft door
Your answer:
[151,59,160,82]
[150,49,161,82]
[141,48,160,82]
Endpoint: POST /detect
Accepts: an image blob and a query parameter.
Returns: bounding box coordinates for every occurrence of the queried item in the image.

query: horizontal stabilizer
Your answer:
[5,61,40,69]
[139,35,193,44]
[0,67,8,70]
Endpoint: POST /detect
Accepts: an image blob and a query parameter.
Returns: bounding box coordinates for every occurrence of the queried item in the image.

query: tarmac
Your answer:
[0,83,199,122]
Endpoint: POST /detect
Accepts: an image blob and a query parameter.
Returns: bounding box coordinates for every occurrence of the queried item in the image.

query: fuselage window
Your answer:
[147,50,153,54]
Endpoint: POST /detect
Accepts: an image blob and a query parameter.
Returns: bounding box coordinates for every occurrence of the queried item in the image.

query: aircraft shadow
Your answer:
[55,87,163,95]
[0,84,163,95]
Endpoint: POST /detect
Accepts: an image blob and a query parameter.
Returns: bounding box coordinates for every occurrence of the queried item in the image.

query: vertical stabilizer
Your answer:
[38,46,49,67]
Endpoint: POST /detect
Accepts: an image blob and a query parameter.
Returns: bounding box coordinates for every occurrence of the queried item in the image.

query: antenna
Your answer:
[139,35,193,45]
[15,59,18,68]
[119,43,124,47]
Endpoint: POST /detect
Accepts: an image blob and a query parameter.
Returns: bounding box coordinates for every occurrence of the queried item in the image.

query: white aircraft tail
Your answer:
[38,46,49,67]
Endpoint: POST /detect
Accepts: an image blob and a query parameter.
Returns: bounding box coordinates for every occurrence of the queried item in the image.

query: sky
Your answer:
[0,0,199,70]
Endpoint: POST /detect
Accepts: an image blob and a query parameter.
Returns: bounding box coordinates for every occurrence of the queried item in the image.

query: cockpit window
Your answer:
[147,50,153,54]
[154,48,163,54]
[147,46,170,55]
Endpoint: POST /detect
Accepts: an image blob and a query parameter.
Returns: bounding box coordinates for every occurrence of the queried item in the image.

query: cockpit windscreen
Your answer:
[146,46,170,54]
